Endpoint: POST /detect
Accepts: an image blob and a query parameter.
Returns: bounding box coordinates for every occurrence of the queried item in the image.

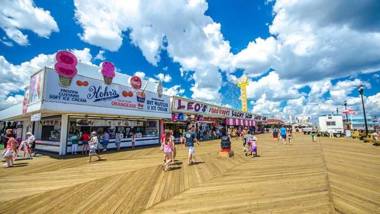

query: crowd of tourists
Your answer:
[1,128,36,167]
[271,126,293,144]
[1,123,261,169]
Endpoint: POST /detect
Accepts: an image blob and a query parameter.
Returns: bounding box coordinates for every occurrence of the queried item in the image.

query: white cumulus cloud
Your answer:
[155,73,172,83]
[163,85,185,96]
[73,0,233,103]
[0,0,59,45]
[0,48,94,110]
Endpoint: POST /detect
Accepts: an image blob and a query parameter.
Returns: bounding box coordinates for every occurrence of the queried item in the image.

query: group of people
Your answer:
[69,130,136,155]
[160,125,199,171]
[241,129,258,157]
[1,129,36,167]
[272,127,293,144]
[2,124,261,169]
[160,125,260,171]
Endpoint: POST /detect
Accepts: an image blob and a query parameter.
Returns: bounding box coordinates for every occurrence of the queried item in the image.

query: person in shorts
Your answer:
[89,131,101,163]
[169,130,176,162]
[184,125,199,165]
[18,132,33,159]
[115,130,122,151]
[3,132,17,168]
[272,128,279,142]
[162,132,174,171]
[101,131,110,152]
[280,126,287,144]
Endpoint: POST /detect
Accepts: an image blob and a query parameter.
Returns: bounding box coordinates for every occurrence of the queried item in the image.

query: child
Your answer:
[288,131,293,144]
[3,136,17,167]
[170,130,176,162]
[273,128,279,142]
[250,136,258,157]
[18,138,32,159]
[243,131,254,155]
[88,131,101,163]
[179,133,185,145]
[162,132,173,171]
[246,135,258,157]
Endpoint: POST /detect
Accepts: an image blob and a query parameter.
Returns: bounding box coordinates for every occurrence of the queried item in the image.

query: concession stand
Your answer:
[169,97,231,141]
[225,110,256,136]
[0,51,170,155]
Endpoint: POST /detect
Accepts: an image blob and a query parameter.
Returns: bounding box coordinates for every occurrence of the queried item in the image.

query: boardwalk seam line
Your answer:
[319,140,337,213]
[143,154,246,211]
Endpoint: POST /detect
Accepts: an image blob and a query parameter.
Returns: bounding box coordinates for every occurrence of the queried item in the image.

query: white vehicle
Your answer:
[318,115,344,137]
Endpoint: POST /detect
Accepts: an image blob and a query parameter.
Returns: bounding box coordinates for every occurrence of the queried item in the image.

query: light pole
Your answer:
[358,85,368,136]
[344,101,348,120]
[344,100,349,130]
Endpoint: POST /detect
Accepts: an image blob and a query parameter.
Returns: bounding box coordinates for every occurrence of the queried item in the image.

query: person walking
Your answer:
[162,132,174,171]
[115,130,122,151]
[184,125,199,165]
[18,132,33,159]
[101,130,110,152]
[25,132,36,157]
[288,128,293,144]
[280,126,287,144]
[1,129,12,150]
[169,130,176,162]
[272,128,279,142]
[2,131,17,168]
[81,131,90,155]
[88,131,101,163]
[131,130,136,149]
[220,128,231,151]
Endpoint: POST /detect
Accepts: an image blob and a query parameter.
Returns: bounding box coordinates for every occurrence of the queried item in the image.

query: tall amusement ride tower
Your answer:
[237,76,249,112]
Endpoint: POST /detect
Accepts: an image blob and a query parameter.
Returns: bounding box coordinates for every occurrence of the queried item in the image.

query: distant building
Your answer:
[347,115,378,131]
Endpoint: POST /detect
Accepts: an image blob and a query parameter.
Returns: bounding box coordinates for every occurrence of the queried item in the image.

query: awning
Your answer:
[226,118,255,127]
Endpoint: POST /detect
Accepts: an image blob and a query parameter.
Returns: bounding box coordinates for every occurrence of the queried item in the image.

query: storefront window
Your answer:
[41,117,61,141]
[68,118,159,140]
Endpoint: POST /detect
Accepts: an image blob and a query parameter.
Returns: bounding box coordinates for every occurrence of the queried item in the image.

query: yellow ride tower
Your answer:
[237,76,249,112]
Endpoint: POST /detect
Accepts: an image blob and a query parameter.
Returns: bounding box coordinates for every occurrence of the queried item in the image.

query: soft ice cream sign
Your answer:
[173,98,231,117]
[44,70,169,113]
[44,51,169,113]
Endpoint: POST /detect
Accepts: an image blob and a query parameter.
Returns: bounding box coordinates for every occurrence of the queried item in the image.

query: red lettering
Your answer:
[112,101,137,108]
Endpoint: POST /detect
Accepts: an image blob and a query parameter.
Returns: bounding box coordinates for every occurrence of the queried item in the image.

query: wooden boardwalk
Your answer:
[0,134,379,213]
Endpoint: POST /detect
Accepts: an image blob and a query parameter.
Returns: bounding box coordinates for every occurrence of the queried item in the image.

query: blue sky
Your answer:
[0,0,379,120]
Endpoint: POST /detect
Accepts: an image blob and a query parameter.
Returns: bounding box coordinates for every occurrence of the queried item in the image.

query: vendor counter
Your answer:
[35,140,60,154]
[66,136,159,153]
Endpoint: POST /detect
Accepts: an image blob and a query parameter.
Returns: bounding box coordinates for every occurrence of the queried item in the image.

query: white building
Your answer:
[0,63,171,155]
[318,115,344,136]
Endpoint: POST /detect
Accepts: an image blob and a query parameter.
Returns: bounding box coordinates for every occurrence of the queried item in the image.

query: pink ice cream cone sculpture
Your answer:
[101,61,115,85]
[55,50,78,87]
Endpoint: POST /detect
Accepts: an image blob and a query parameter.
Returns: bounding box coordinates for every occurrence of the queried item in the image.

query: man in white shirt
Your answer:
[26,132,36,157]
